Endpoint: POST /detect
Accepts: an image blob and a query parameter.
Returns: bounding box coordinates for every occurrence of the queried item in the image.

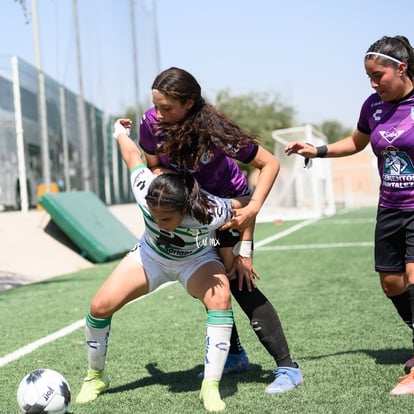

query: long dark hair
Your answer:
[145,173,215,224]
[151,67,258,169]
[365,35,414,81]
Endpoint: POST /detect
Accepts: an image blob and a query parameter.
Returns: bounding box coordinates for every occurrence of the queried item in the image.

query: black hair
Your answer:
[145,173,215,224]
[365,35,414,81]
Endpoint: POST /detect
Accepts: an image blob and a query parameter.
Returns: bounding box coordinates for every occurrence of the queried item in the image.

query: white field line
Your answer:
[255,219,318,248]
[257,241,373,251]
[0,282,175,368]
[1,217,361,368]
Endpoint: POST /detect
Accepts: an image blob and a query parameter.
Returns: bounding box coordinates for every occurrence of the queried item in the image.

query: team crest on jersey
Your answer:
[200,152,213,164]
[226,143,241,155]
[411,108,414,120]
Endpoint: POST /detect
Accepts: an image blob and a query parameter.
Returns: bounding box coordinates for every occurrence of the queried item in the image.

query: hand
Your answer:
[113,118,132,139]
[227,256,260,292]
[220,204,256,231]
[285,141,317,158]
[151,166,179,175]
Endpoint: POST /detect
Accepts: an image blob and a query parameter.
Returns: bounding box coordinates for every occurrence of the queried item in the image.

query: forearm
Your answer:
[285,130,370,159]
[249,159,279,214]
[247,146,280,214]
[113,119,146,170]
[239,222,254,241]
[324,136,365,157]
[232,222,254,256]
[117,134,145,169]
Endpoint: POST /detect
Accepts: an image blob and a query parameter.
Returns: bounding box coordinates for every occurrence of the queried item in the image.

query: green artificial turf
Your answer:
[2,207,413,413]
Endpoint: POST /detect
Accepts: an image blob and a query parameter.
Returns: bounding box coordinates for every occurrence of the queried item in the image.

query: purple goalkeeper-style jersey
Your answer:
[139,107,258,198]
[358,89,414,209]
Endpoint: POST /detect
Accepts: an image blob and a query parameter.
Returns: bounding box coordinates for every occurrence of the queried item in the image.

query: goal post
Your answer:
[257,124,336,222]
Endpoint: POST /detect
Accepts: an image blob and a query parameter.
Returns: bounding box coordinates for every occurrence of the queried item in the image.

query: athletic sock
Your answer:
[204,310,233,381]
[389,289,412,329]
[85,311,112,372]
[230,279,294,368]
[229,321,244,354]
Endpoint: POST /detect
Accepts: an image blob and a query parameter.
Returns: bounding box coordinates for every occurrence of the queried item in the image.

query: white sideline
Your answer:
[0,220,323,368]
[0,282,175,368]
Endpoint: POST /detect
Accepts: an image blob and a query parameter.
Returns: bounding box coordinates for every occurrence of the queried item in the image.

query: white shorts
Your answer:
[127,241,224,293]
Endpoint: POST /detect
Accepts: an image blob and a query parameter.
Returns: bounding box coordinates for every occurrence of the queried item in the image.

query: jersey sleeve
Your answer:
[357,94,376,134]
[207,193,234,228]
[139,108,159,154]
[232,142,259,164]
[130,165,155,208]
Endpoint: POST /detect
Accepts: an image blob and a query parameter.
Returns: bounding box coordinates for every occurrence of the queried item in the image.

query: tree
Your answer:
[320,120,353,143]
[214,89,296,152]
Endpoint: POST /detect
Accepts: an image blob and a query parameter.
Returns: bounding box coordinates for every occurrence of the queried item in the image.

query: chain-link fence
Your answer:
[0,55,132,211]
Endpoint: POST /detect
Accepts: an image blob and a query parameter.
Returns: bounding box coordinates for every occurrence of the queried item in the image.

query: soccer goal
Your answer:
[257,124,336,222]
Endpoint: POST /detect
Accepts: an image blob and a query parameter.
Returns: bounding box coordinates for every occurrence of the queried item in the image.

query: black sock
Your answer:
[389,289,412,329]
[230,278,294,367]
[229,322,244,354]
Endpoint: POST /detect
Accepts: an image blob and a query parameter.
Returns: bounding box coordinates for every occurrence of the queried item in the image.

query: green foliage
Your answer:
[215,89,296,152]
[1,207,413,413]
[320,120,353,143]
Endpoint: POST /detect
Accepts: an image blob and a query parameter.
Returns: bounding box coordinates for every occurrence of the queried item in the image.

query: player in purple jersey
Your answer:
[139,67,303,394]
[285,35,414,395]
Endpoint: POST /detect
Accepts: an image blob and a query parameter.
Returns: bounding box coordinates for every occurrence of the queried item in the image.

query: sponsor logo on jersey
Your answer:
[379,127,405,143]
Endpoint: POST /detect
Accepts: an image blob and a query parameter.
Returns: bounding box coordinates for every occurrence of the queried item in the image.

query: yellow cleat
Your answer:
[75,370,110,404]
[200,379,226,412]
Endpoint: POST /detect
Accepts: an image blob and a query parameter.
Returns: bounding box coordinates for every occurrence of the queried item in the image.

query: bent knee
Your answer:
[380,272,407,297]
[90,297,114,319]
[207,290,232,310]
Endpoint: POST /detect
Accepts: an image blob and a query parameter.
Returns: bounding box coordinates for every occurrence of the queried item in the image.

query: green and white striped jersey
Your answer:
[130,165,233,260]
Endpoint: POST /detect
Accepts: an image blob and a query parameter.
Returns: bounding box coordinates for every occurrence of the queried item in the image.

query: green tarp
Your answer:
[39,191,137,263]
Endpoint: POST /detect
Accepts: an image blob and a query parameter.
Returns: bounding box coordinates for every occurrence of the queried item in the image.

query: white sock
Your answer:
[204,310,233,381]
[85,312,111,372]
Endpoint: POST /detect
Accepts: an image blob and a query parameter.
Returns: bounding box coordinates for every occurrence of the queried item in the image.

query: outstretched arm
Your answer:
[285,129,371,159]
[113,119,146,170]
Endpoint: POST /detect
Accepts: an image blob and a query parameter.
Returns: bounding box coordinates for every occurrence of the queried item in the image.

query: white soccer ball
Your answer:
[17,368,71,414]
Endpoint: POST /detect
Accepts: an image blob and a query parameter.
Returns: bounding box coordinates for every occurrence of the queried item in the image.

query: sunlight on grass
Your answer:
[1,207,413,413]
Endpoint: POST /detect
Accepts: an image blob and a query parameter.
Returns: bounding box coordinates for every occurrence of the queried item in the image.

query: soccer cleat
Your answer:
[390,367,414,395]
[198,350,249,378]
[265,361,303,394]
[75,370,110,404]
[403,356,414,374]
[200,379,226,412]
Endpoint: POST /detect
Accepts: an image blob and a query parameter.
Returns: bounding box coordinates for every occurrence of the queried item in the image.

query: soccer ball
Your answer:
[17,368,71,414]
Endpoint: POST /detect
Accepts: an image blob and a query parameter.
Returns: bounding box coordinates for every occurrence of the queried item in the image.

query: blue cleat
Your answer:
[198,350,249,378]
[265,361,303,394]
[223,350,249,375]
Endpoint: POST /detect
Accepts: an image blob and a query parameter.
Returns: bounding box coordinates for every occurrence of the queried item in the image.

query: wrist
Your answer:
[316,145,328,158]
[113,123,129,140]
[232,240,253,258]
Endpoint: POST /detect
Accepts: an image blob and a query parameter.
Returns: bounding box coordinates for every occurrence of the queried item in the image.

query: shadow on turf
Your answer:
[106,362,270,397]
[303,347,411,365]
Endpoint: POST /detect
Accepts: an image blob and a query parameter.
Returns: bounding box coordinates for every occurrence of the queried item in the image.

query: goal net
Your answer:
[257,124,336,222]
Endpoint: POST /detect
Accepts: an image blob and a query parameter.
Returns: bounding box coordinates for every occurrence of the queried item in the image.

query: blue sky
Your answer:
[2,0,414,128]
